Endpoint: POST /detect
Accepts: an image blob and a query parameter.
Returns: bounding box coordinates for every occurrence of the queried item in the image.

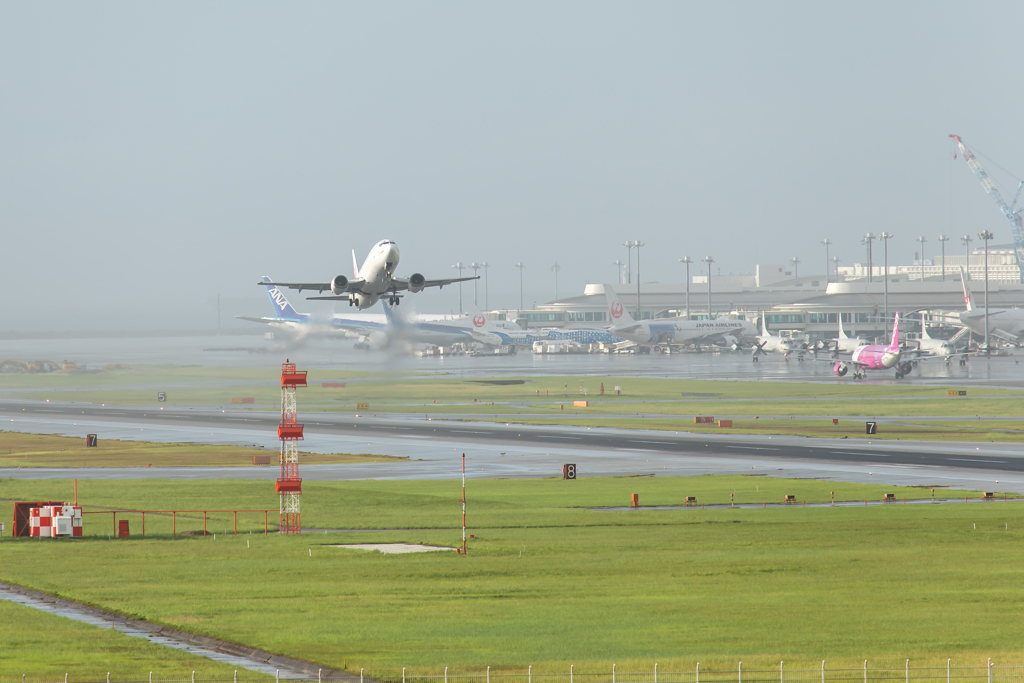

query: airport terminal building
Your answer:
[502,247,1024,344]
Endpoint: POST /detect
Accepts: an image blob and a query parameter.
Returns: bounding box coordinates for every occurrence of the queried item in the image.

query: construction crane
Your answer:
[949,134,1024,283]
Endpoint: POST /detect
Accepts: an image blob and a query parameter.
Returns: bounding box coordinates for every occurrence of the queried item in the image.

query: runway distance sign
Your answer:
[562,463,577,480]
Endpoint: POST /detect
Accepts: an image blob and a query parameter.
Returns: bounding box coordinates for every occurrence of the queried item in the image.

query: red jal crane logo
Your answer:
[610,300,623,319]
[473,315,486,328]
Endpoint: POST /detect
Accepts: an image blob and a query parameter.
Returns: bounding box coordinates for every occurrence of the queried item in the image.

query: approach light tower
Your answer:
[277,359,307,534]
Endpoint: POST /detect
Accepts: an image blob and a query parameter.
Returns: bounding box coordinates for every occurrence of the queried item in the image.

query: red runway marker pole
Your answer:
[462,452,467,555]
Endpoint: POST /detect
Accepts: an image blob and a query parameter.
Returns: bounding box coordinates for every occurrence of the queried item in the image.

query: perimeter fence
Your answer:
[5,662,1024,683]
[387,663,1024,683]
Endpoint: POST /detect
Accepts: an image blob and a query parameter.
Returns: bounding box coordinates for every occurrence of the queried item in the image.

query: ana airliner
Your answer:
[263,240,478,310]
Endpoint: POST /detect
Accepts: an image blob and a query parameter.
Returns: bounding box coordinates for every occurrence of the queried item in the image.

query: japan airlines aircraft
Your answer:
[468,308,624,348]
[604,291,756,347]
[752,315,807,360]
[262,239,478,310]
[959,267,1024,343]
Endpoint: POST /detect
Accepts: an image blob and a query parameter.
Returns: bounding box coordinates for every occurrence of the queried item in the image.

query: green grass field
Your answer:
[7,367,1023,443]
[0,431,398,468]
[0,599,253,679]
[0,477,1021,675]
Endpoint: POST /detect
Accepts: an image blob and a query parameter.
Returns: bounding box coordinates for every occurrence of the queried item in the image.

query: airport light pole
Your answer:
[862,232,876,282]
[979,230,993,353]
[961,235,973,281]
[790,256,800,279]
[679,256,693,320]
[514,262,525,313]
[702,256,715,319]
[452,263,465,317]
[480,262,490,310]
[623,242,634,284]
[821,239,832,284]
[937,235,949,282]
[551,262,561,301]
[831,255,841,282]
[469,263,482,306]
[613,259,625,284]
[880,232,893,327]
[633,240,645,320]
[916,236,927,282]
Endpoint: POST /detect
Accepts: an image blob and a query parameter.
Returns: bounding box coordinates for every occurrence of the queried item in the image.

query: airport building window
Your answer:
[808,313,838,324]
[856,313,871,323]
[526,313,566,322]
[841,313,852,323]
[766,314,805,324]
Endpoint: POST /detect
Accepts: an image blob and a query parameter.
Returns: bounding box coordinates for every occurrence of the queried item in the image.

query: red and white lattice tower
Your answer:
[276,359,307,534]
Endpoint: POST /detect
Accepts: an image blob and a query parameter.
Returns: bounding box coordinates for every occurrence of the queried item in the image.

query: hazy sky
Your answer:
[3,2,1024,331]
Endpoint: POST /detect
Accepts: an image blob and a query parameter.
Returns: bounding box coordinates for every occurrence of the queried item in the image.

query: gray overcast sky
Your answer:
[3,2,1024,331]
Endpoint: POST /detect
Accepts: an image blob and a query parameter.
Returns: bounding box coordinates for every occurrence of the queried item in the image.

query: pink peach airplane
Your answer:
[832,313,914,380]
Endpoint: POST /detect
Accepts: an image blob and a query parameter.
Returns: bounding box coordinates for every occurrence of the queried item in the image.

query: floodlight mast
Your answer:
[949,134,1024,283]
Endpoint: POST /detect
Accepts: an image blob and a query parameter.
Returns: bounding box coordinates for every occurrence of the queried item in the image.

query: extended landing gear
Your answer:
[752,355,759,363]
[387,296,401,306]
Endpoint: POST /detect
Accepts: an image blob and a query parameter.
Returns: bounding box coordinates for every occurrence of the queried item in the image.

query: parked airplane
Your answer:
[959,267,1024,344]
[469,307,624,348]
[752,315,807,360]
[909,313,968,361]
[262,239,478,310]
[831,313,915,379]
[604,291,756,348]
[825,317,866,357]
[239,277,386,339]
[382,302,523,349]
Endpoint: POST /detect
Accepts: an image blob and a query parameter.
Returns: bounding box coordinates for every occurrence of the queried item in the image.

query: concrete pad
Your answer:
[328,543,454,554]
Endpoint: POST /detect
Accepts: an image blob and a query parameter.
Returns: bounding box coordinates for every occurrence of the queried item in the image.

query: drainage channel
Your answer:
[0,583,360,682]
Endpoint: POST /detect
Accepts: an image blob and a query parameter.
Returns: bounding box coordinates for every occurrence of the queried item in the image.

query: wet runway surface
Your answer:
[3,399,1023,493]
[2,335,1022,492]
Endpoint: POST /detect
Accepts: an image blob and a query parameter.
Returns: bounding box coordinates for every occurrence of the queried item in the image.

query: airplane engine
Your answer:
[833,362,848,377]
[408,273,426,293]
[331,275,349,295]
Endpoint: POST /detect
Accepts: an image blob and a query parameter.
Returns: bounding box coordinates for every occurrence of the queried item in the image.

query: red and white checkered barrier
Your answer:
[29,505,82,538]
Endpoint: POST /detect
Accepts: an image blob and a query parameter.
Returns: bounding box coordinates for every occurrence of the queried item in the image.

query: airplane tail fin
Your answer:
[920,313,932,340]
[261,277,301,319]
[837,316,848,339]
[466,302,497,332]
[603,288,635,326]
[890,312,901,349]
[761,313,769,337]
[959,266,975,311]
[352,250,360,279]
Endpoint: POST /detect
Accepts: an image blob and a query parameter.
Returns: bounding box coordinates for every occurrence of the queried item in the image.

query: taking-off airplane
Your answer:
[262,240,478,310]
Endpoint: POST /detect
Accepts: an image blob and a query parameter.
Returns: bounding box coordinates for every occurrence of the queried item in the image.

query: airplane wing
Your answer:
[390,275,479,292]
[260,279,368,294]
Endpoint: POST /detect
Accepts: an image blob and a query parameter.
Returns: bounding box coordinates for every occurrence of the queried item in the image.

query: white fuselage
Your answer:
[612,319,757,346]
[832,337,864,355]
[915,338,957,357]
[959,308,1024,340]
[351,241,401,309]
[757,334,805,355]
